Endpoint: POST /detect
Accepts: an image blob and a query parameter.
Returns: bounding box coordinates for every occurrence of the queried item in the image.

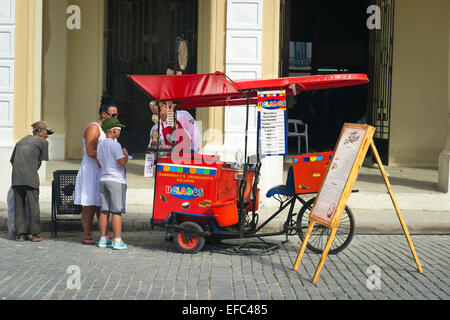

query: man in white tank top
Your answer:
[75,96,119,245]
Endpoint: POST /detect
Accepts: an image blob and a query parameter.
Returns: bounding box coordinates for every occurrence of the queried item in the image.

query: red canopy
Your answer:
[127,72,369,109]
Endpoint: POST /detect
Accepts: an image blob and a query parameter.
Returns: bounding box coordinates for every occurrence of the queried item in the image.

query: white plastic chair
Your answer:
[287,119,308,154]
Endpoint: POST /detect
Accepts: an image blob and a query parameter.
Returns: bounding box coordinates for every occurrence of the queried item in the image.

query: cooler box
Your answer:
[292,151,333,194]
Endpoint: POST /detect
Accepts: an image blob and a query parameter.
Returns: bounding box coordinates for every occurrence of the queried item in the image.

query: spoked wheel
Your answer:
[297,197,355,255]
[173,221,205,254]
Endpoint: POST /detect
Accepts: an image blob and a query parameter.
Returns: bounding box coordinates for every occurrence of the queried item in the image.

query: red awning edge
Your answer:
[128,72,369,109]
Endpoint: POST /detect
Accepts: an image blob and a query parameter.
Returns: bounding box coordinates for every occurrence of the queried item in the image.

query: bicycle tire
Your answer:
[174,221,206,254]
[297,197,355,255]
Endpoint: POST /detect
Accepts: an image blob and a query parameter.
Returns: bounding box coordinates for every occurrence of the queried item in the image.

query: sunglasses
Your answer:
[106,112,118,118]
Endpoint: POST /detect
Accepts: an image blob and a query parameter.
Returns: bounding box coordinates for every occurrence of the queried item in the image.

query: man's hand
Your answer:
[149,100,157,112]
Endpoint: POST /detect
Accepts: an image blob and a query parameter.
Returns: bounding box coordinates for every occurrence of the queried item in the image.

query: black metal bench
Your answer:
[51,170,82,236]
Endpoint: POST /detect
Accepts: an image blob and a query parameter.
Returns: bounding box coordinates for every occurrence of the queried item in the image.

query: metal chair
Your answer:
[51,170,82,236]
[288,119,308,154]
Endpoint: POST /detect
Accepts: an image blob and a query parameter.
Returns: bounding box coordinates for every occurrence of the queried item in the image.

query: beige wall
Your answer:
[65,0,105,159]
[261,0,280,79]
[42,0,68,159]
[41,0,105,159]
[196,0,281,147]
[390,0,450,166]
[42,0,68,135]
[196,0,227,146]
[447,14,450,151]
[14,0,39,140]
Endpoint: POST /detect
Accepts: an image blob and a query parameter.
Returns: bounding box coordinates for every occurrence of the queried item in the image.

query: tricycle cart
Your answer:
[128,72,368,254]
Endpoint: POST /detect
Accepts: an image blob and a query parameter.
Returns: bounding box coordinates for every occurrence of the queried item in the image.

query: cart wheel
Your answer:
[296,197,354,255]
[174,221,205,254]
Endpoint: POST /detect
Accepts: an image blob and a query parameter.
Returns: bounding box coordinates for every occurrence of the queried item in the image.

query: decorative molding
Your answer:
[226,30,262,65]
[0,0,14,134]
[0,60,14,93]
[0,0,15,25]
[0,93,13,126]
[224,0,262,160]
[226,64,261,81]
[0,26,14,59]
[226,0,262,31]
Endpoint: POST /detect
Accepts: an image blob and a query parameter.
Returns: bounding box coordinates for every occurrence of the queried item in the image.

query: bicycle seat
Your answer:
[266,166,295,198]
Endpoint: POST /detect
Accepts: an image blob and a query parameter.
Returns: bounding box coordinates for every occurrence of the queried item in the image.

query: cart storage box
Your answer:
[292,151,333,194]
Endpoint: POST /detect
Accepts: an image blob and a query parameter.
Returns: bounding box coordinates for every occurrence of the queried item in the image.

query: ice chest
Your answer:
[292,151,333,194]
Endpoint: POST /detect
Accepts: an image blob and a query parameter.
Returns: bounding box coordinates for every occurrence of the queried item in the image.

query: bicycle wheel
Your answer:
[297,197,354,255]
[174,221,206,254]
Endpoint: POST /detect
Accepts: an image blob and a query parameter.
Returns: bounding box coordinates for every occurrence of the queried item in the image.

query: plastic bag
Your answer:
[7,187,30,235]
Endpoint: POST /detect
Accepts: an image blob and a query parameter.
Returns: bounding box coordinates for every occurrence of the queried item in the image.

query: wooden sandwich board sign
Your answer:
[293,123,423,284]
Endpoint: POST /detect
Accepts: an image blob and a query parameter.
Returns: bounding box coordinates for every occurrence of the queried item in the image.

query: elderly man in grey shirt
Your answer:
[10,121,53,242]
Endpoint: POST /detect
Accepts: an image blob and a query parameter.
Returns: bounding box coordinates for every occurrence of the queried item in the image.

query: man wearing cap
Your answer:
[96,118,128,250]
[10,121,54,242]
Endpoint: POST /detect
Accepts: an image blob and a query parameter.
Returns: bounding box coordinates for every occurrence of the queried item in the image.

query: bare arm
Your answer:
[84,123,100,159]
[117,148,128,167]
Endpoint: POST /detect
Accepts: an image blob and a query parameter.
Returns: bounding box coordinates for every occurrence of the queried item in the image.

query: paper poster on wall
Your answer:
[166,103,174,127]
[144,153,155,177]
[257,91,287,156]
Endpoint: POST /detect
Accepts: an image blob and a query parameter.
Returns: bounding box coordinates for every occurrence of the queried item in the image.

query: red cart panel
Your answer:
[216,168,254,201]
[292,151,333,194]
[153,162,219,224]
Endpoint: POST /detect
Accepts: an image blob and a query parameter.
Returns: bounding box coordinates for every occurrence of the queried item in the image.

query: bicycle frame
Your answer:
[243,193,314,241]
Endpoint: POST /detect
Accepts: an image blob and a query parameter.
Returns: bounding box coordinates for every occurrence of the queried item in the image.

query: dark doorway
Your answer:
[281,0,372,156]
[106,0,198,154]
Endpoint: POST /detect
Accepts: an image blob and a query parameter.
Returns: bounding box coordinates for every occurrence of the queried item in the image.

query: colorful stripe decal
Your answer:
[295,155,332,163]
[157,165,216,176]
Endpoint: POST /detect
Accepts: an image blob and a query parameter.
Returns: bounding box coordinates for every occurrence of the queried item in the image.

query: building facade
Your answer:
[0,0,449,203]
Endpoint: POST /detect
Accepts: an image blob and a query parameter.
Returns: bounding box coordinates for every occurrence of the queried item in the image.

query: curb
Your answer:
[1,216,449,236]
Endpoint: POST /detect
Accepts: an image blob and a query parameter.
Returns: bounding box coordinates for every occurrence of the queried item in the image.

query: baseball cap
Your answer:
[102,118,126,131]
[31,121,54,135]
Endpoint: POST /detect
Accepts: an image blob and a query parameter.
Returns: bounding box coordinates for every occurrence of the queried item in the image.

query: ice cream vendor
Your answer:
[148,100,201,155]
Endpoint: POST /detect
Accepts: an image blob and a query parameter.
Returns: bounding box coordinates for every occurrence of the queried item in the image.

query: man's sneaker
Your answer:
[113,240,127,250]
[98,238,113,248]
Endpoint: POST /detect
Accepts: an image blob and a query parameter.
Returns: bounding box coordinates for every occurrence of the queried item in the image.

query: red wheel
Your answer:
[174,221,205,254]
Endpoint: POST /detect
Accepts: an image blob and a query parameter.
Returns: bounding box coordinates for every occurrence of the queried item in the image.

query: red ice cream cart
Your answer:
[128,72,369,254]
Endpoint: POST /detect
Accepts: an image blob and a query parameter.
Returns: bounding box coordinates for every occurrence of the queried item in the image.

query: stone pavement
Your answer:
[0,231,448,301]
[0,158,449,235]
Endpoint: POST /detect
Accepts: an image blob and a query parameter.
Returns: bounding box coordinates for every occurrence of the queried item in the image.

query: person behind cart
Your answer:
[96,118,128,250]
[149,100,201,241]
[148,100,201,156]
[74,95,118,245]
[10,121,54,242]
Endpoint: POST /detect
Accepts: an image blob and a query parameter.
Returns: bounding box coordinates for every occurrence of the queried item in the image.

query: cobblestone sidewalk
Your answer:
[0,231,448,301]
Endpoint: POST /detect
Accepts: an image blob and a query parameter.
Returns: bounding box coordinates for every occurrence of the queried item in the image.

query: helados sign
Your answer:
[166,184,204,199]
[258,98,286,110]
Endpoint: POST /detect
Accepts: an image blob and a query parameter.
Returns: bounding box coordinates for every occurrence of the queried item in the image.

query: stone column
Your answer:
[438,15,450,193]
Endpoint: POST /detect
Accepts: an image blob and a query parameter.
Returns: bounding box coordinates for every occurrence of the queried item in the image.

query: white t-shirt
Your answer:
[97,138,126,184]
[149,110,200,152]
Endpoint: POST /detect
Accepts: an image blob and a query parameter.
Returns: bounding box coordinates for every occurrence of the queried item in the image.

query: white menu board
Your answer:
[310,125,367,226]
[258,91,287,156]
